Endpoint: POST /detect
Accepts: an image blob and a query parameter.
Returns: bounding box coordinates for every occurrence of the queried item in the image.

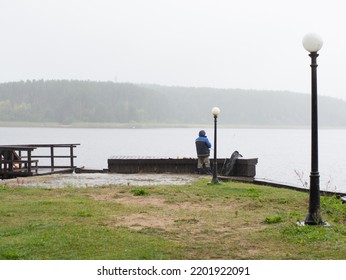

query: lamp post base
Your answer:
[297,220,330,227]
[210,177,220,184]
[304,211,327,225]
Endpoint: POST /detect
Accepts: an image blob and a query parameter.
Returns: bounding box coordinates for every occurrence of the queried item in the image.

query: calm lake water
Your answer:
[1,127,346,193]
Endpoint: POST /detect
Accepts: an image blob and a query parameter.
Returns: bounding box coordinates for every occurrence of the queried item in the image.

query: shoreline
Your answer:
[2,172,346,197]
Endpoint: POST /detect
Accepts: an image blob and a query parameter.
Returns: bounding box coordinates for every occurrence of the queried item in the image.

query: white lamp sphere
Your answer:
[302,33,323,52]
[211,107,220,116]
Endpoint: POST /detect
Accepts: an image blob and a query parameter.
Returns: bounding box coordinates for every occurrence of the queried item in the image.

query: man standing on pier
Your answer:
[195,130,212,174]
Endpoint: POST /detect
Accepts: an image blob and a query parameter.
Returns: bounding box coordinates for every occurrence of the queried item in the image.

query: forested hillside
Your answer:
[1,80,346,127]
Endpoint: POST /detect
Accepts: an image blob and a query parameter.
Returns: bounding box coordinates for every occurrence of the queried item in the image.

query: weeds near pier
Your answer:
[294,170,339,193]
[0,179,346,260]
[294,169,308,188]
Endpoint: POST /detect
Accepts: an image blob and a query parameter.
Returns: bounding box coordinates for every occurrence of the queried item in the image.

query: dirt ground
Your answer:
[102,193,239,232]
[1,172,209,233]
[1,172,199,188]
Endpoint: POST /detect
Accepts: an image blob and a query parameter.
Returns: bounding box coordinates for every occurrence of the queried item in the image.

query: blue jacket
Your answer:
[195,136,211,157]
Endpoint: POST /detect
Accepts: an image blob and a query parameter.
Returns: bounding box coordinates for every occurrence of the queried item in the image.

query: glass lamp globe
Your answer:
[302,33,323,52]
[211,107,220,116]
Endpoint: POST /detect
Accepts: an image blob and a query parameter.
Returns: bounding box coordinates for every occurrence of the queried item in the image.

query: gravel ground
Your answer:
[1,173,201,188]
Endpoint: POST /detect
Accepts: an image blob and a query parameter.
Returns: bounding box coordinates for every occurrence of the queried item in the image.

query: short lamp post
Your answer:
[302,33,325,225]
[211,107,220,184]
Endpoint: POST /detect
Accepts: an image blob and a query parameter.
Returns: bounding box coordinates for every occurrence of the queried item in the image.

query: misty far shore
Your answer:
[1,80,346,127]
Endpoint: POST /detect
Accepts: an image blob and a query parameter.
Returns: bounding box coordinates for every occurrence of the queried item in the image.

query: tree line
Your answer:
[1,79,346,126]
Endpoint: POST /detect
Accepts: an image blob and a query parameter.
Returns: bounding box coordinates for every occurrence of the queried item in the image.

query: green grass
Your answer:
[0,179,345,260]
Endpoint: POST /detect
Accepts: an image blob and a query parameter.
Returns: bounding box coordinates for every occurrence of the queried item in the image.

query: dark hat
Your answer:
[199,130,206,137]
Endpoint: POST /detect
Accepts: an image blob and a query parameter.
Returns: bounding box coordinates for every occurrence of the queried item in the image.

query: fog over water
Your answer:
[1,127,346,193]
[2,0,346,100]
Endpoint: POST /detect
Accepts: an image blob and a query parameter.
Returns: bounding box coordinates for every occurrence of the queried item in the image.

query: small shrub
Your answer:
[265,215,282,224]
[131,188,149,196]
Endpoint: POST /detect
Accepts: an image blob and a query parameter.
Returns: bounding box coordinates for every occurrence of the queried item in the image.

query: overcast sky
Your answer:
[1,0,346,99]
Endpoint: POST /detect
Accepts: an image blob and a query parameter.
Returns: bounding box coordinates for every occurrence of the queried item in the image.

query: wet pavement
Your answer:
[1,173,200,188]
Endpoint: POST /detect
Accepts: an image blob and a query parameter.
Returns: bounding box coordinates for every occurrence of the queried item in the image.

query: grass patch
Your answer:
[264,215,283,224]
[131,188,150,196]
[0,179,346,259]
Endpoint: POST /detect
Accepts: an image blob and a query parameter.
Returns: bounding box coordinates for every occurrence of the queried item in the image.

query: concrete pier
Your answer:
[108,156,258,178]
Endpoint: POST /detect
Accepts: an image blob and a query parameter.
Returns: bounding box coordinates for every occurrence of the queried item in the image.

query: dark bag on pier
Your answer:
[221,151,243,176]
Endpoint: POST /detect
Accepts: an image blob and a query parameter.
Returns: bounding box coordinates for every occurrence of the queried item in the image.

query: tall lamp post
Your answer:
[211,107,220,184]
[302,33,325,225]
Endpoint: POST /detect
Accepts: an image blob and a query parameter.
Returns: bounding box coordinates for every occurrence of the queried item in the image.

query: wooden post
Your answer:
[70,145,74,168]
[18,150,22,169]
[50,146,54,171]
[9,151,14,172]
[28,150,32,173]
